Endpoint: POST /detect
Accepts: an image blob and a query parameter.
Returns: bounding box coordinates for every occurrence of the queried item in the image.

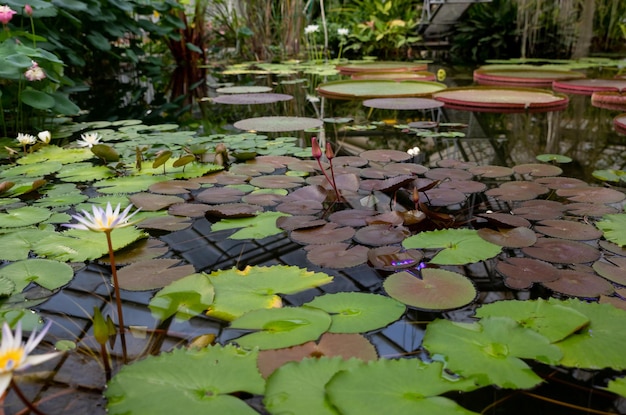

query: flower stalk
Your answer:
[312,137,343,202]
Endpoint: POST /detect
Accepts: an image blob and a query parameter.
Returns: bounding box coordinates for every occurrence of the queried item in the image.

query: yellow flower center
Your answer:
[0,347,25,372]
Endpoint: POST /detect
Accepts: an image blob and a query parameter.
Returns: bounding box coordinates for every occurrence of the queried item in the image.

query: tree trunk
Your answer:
[572,0,595,58]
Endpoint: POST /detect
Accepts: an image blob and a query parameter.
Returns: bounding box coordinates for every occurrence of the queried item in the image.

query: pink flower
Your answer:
[0,5,16,24]
[24,4,33,16]
[311,137,322,160]
[24,61,46,81]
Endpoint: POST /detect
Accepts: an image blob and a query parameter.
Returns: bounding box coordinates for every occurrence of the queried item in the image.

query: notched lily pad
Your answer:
[496,257,559,289]
[593,257,626,286]
[534,219,602,240]
[354,224,410,246]
[117,259,196,291]
[204,203,262,219]
[477,227,537,248]
[384,269,477,311]
[305,243,370,269]
[128,193,184,211]
[541,269,614,298]
[522,238,601,264]
[291,223,355,245]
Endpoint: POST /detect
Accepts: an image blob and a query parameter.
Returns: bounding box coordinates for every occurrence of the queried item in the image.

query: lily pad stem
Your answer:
[105,230,128,364]
[10,379,47,415]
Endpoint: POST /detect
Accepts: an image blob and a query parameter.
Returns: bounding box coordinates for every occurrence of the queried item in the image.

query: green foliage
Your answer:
[450,0,519,64]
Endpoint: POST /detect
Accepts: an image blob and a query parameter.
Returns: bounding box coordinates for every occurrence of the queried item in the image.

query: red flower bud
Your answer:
[311,137,322,159]
[325,142,334,160]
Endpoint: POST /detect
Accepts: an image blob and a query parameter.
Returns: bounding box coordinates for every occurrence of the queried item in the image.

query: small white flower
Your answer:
[37,130,51,144]
[64,202,141,233]
[16,133,36,146]
[305,24,319,34]
[0,321,60,397]
[337,28,349,36]
[306,94,320,103]
[76,132,101,148]
[407,146,421,156]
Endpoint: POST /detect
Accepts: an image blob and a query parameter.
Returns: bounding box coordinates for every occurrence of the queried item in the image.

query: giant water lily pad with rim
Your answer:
[552,78,626,95]
[473,67,585,87]
[210,93,293,105]
[336,61,429,75]
[317,80,447,100]
[433,86,569,113]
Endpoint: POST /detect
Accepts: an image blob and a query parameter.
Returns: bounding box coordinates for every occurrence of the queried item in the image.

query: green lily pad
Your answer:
[105,345,265,415]
[93,175,171,194]
[211,211,290,240]
[0,277,15,297]
[32,227,147,262]
[16,145,93,164]
[423,317,563,389]
[34,192,89,209]
[552,298,626,369]
[402,229,501,265]
[592,169,626,183]
[606,377,626,398]
[0,227,55,261]
[56,163,115,182]
[0,161,63,178]
[475,299,590,343]
[325,359,479,415]
[0,258,74,292]
[206,265,333,321]
[233,116,323,133]
[536,154,572,163]
[149,273,215,321]
[229,306,332,350]
[264,357,364,415]
[595,214,626,247]
[303,293,405,333]
[0,206,52,228]
[383,269,477,311]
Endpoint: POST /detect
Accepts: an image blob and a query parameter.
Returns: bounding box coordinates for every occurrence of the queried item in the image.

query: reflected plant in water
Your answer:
[0,321,60,415]
[64,202,142,363]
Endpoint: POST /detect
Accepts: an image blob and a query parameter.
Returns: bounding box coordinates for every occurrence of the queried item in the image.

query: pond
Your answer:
[1,60,626,414]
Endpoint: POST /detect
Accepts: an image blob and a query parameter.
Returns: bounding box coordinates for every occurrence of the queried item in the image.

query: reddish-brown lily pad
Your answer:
[149,179,201,194]
[196,187,246,204]
[522,238,601,264]
[229,162,276,176]
[249,175,305,189]
[290,223,355,245]
[382,162,428,176]
[210,93,293,105]
[468,165,514,178]
[241,191,285,207]
[541,269,615,298]
[534,219,603,241]
[383,268,477,311]
[433,86,569,113]
[168,203,214,218]
[98,238,169,266]
[424,167,473,181]
[476,212,531,228]
[359,149,411,163]
[495,257,559,290]
[276,200,324,215]
[556,186,626,204]
[485,181,549,201]
[328,209,378,227]
[513,163,563,177]
[257,332,377,378]
[204,203,262,219]
[592,257,626,286]
[305,243,370,269]
[615,113,626,135]
[511,199,565,221]
[477,227,537,248]
[534,176,587,189]
[352,71,436,81]
[137,215,192,231]
[354,224,411,246]
[117,259,196,291]
[360,175,415,193]
[276,216,327,231]
[600,240,626,257]
[438,180,487,194]
[128,192,184,211]
[367,246,424,272]
[591,91,626,110]
[421,188,467,206]
[233,116,323,132]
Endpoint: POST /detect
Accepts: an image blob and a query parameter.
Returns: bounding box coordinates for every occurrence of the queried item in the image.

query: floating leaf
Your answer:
[304,293,405,333]
[0,227,54,261]
[105,345,265,415]
[423,317,562,389]
[553,299,626,369]
[326,359,479,415]
[0,206,52,228]
[264,357,364,415]
[595,214,626,247]
[206,265,333,321]
[384,269,477,311]
[149,273,215,321]
[606,377,626,398]
[229,306,332,350]
[402,229,501,265]
[536,154,572,163]
[117,259,196,291]
[211,211,290,240]
[0,259,73,292]
[93,175,170,194]
[0,161,63,178]
[475,299,590,343]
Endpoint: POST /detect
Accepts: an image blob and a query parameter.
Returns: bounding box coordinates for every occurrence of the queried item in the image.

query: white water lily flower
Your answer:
[37,130,51,144]
[0,321,60,397]
[76,132,101,148]
[16,133,36,146]
[304,24,319,34]
[337,28,349,36]
[65,202,141,233]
